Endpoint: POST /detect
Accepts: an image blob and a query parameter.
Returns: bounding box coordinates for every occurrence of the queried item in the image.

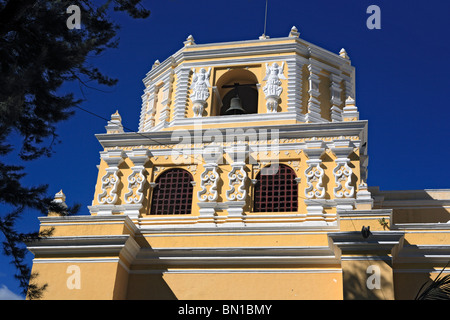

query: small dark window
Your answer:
[253,164,298,212]
[150,169,193,215]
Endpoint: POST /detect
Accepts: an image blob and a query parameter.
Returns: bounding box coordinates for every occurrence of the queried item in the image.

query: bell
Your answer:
[226,96,246,115]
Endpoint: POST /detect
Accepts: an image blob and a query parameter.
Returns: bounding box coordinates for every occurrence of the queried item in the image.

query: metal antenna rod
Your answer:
[263,0,268,36]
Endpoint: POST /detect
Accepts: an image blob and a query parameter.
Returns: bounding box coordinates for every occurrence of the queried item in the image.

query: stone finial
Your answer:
[111,110,121,122]
[152,60,160,69]
[106,110,124,134]
[289,26,300,38]
[55,189,66,202]
[184,35,195,46]
[339,48,350,59]
[48,189,68,216]
[342,97,359,121]
[356,180,374,210]
[345,96,356,107]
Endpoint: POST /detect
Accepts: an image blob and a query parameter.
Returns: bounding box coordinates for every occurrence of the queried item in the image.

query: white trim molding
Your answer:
[26,235,141,266]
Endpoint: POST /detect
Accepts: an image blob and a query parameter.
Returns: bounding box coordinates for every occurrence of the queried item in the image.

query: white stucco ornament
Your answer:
[263,62,286,113]
[190,67,211,117]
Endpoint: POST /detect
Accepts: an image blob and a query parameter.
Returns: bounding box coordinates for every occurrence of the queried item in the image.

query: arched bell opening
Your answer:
[213,68,259,116]
[220,85,258,115]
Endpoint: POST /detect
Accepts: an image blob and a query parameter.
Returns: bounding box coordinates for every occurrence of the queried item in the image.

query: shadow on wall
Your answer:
[342,258,394,300]
[394,270,439,300]
[393,240,449,300]
[393,207,450,224]
[125,272,177,300]
[377,189,450,224]
[123,240,177,299]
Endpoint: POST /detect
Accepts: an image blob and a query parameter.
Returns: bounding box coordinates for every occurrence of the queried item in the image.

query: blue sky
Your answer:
[1,0,450,298]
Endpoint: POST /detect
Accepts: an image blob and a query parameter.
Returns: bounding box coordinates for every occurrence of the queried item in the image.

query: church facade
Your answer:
[27,27,450,300]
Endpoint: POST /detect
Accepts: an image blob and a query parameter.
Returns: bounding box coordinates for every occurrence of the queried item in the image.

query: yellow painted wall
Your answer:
[29,261,127,300]
[127,271,343,300]
[138,232,330,249]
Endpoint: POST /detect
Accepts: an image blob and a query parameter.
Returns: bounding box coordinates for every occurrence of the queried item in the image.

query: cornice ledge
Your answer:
[95,120,368,148]
[26,235,141,264]
[134,245,339,266]
[328,231,404,253]
[38,214,138,234]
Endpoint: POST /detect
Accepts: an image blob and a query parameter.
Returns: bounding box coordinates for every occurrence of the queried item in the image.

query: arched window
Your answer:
[150,168,193,215]
[253,164,298,212]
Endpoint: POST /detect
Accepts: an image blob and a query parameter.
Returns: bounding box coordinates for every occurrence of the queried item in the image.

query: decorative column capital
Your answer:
[303,140,326,160]
[127,148,151,167]
[330,142,354,159]
[100,149,126,167]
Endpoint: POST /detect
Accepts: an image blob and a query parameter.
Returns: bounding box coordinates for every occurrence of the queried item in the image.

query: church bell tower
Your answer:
[27,27,450,300]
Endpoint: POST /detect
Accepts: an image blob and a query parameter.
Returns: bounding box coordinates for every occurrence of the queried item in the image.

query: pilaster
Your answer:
[286,57,306,121]
[173,66,192,120]
[158,68,174,127]
[303,141,326,222]
[223,144,250,226]
[331,139,356,212]
[140,84,157,132]
[95,150,126,215]
[123,148,151,219]
[197,146,222,225]
[330,73,344,122]
[306,62,324,123]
